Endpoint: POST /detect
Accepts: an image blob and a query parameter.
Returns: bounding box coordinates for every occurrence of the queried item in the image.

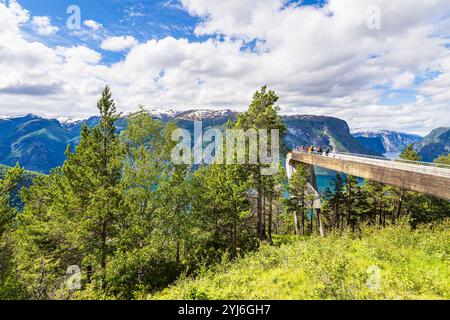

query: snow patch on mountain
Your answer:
[176,109,238,120]
[352,130,422,152]
[56,116,85,125]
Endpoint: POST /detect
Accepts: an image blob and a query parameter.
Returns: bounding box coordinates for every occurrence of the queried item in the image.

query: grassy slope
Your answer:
[152,221,449,300]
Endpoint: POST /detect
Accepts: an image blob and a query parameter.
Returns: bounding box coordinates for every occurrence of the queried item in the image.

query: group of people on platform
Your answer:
[294,145,333,156]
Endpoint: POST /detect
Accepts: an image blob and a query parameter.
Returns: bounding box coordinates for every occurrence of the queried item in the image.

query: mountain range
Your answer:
[0,111,448,173]
[413,127,450,162]
[352,130,423,155]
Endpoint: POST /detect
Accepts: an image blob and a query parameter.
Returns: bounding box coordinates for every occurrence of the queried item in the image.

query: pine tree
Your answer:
[234,86,286,240]
[64,85,125,289]
[399,144,421,162]
[362,181,388,225]
[323,174,344,231]
[287,166,311,236]
[0,164,24,299]
[191,163,256,259]
[0,164,24,238]
[343,175,361,232]
[18,86,126,297]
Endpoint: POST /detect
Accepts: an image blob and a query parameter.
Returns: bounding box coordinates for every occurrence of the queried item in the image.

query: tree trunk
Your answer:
[261,196,266,240]
[334,203,341,231]
[294,211,300,235]
[268,195,273,244]
[340,213,345,235]
[86,265,92,284]
[316,209,325,237]
[257,175,263,240]
[232,222,237,258]
[346,203,352,234]
[275,200,280,235]
[301,208,305,236]
[394,190,403,224]
[100,219,107,289]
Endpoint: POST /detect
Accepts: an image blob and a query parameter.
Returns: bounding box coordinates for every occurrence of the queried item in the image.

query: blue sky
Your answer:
[0,0,449,134]
[17,0,326,63]
[17,0,202,63]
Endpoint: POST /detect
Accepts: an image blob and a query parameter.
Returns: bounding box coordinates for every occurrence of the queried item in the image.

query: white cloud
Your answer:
[419,56,450,103]
[56,46,102,65]
[83,19,103,30]
[7,0,29,23]
[31,15,59,35]
[0,0,29,33]
[391,72,415,89]
[100,36,138,52]
[0,0,449,135]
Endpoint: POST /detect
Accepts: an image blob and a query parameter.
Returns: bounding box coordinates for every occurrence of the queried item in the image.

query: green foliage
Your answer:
[0,164,24,299]
[233,86,287,241]
[399,144,421,161]
[191,164,258,259]
[153,220,450,300]
[2,87,448,300]
[9,87,289,299]
[0,164,24,237]
[434,153,450,165]
[15,86,127,298]
[286,166,313,236]
[106,108,191,297]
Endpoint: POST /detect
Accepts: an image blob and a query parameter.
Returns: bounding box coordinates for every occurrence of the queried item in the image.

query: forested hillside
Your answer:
[0,86,448,300]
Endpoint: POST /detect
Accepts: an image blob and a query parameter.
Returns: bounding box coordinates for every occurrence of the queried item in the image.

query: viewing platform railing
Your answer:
[291,150,450,178]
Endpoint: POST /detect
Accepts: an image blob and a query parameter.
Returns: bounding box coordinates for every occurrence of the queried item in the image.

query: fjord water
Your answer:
[384,152,401,160]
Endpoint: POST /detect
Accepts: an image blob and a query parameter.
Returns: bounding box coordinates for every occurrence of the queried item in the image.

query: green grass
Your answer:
[151,220,450,300]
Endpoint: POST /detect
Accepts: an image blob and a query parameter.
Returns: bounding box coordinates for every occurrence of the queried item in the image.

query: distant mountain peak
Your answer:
[0,113,40,121]
[56,116,85,125]
[353,130,423,154]
[414,127,450,162]
[146,108,177,119]
[176,109,238,121]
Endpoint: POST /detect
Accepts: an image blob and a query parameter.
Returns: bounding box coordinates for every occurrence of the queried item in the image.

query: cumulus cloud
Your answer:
[100,36,138,52]
[6,0,29,22]
[391,73,415,89]
[0,0,29,33]
[0,0,449,135]
[83,19,103,30]
[31,16,59,35]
